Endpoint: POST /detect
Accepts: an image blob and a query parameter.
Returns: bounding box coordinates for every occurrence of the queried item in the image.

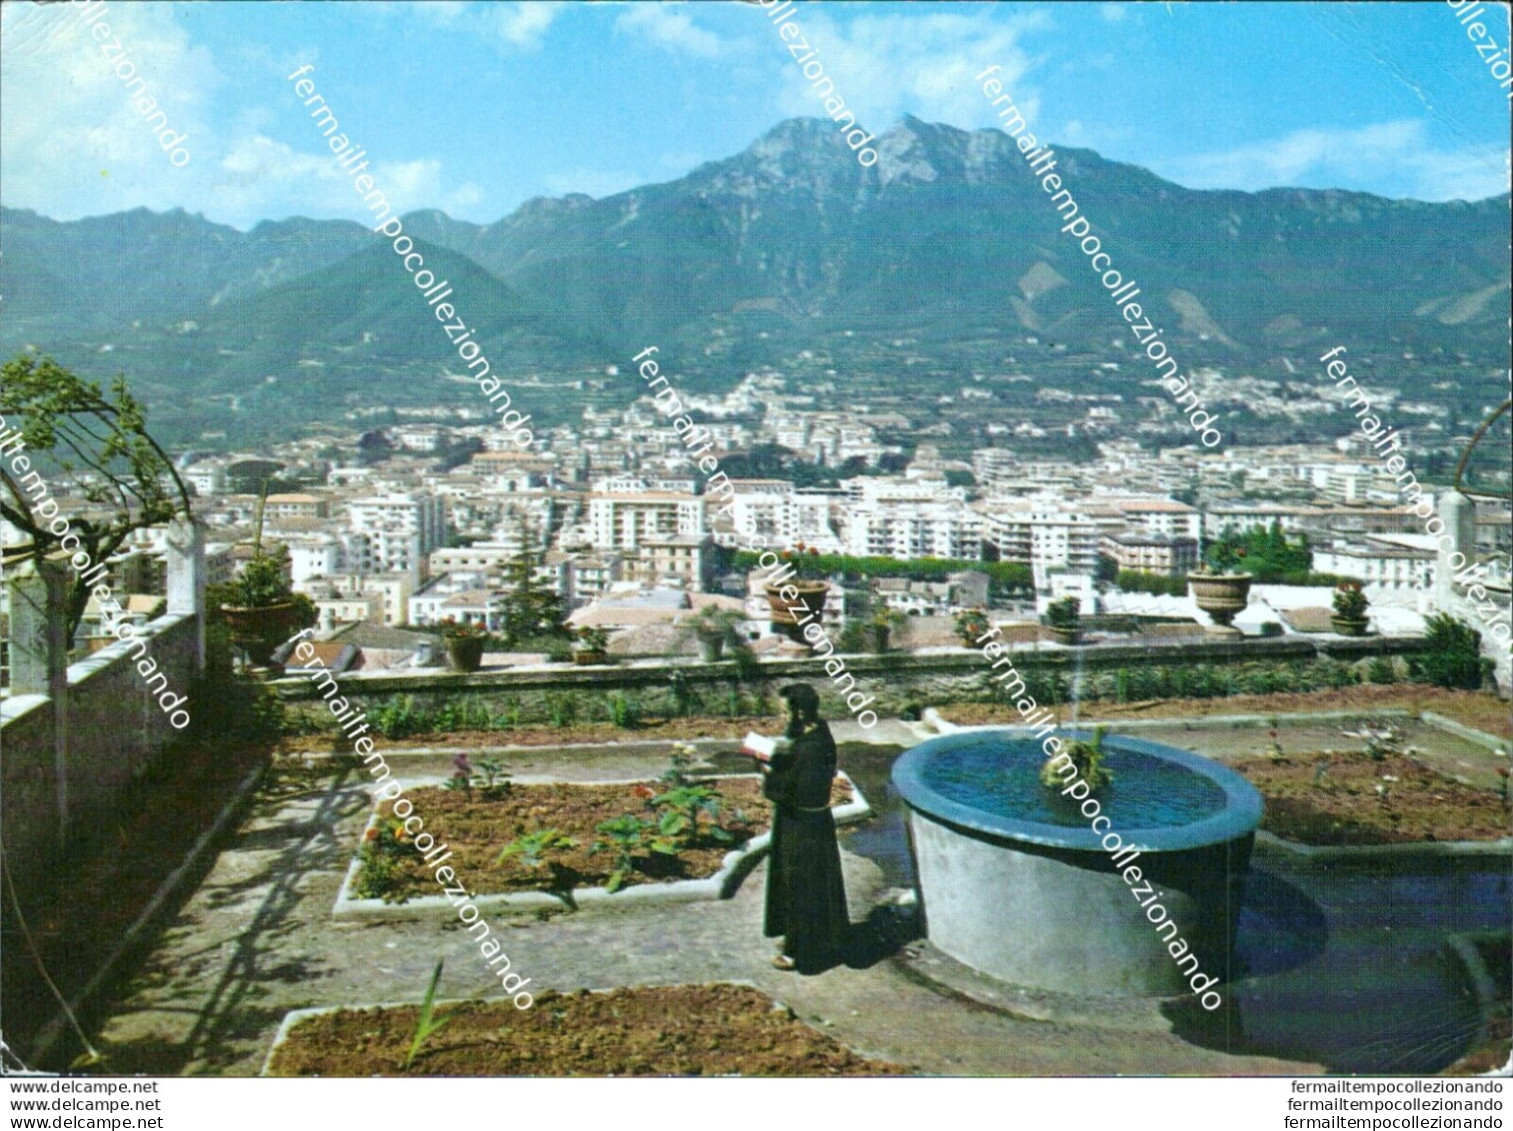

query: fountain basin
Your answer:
[893,729,1263,997]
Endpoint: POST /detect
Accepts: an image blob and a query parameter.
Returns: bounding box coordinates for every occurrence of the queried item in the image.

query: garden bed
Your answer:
[265,983,910,1076]
[941,686,1513,740]
[1233,751,1510,846]
[336,773,868,919]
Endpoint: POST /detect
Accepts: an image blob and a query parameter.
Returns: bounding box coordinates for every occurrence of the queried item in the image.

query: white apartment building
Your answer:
[719,481,841,552]
[346,495,447,580]
[286,535,352,584]
[429,542,521,579]
[976,499,1105,577]
[1313,537,1436,590]
[844,500,982,560]
[587,492,706,550]
[1099,498,1201,540]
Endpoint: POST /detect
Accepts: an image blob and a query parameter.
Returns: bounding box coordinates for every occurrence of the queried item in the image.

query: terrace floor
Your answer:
[67,728,1306,1076]
[73,707,1510,1076]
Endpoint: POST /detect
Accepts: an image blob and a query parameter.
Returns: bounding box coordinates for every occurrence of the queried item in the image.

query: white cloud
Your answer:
[759,8,1049,137]
[1162,120,1511,201]
[212,135,483,225]
[491,1,566,50]
[616,4,722,59]
[406,1,470,28]
[0,1,220,214]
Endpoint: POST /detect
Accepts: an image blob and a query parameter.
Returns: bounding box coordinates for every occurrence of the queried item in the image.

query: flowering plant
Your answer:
[439,617,487,640]
[955,607,990,643]
[777,543,825,581]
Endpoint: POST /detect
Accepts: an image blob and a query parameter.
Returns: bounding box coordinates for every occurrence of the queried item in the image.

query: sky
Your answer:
[1,0,1509,232]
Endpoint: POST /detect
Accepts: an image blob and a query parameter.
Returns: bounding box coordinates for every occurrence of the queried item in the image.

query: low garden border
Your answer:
[332,772,870,922]
[261,979,788,1077]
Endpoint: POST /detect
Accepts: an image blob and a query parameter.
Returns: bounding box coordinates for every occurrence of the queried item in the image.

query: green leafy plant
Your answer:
[0,356,194,643]
[574,625,610,652]
[402,960,454,1071]
[649,783,734,850]
[496,827,577,868]
[608,692,642,729]
[227,554,295,608]
[544,691,580,728]
[1411,613,1490,690]
[955,607,990,644]
[592,814,652,893]
[667,669,701,717]
[1332,582,1368,621]
[1045,595,1080,629]
[474,756,509,792]
[684,605,746,644]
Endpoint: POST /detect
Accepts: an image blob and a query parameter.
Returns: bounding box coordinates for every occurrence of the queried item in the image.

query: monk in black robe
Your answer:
[762,683,849,973]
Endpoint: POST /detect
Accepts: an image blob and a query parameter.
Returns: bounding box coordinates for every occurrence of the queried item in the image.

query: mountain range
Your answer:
[2,114,1508,445]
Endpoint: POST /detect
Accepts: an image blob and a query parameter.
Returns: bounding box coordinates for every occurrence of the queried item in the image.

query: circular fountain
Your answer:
[892,729,1263,997]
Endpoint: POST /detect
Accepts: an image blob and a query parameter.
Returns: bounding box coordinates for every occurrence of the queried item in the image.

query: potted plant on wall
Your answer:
[217,487,317,670]
[440,618,488,672]
[219,552,318,670]
[1187,541,1253,628]
[572,625,610,666]
[762,544,828,643]
[682,606,746,662]
[1330,581,1370,636]
[869,605,907,653]
[955,607,990,647]
[1045,595,1081,645]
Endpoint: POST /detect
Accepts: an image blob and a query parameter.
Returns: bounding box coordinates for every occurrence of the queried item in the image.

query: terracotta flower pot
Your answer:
[764,580,828,642]
[573,649,608,666]
[1188,572,1253,628]
[1049,625,1080,646]
[697,634,725,662]
[445,635,486,672]
[221,602,302,668]
[1330,615,1369,637]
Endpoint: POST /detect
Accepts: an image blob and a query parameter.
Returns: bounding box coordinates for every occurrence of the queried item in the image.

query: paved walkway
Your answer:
[93,741,1318,1076]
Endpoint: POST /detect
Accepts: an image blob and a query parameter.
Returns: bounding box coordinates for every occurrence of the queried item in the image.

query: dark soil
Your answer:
[1232,751,1511,845]
[355,776,854,901]
[943,686,1513,739]
[268,983,909,1076]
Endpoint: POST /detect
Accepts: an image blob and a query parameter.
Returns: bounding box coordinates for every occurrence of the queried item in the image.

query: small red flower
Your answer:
[632,783,656,799]
[364,827,380,842]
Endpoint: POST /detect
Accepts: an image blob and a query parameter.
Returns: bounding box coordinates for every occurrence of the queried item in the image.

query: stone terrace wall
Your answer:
[271,633,1438,729]
[62,612,200,841]
[0,694,57,898]
[1,612,201,909]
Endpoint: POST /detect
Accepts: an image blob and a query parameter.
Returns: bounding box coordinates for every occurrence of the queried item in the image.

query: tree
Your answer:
[497,541,568,646]
[0,356,192,643]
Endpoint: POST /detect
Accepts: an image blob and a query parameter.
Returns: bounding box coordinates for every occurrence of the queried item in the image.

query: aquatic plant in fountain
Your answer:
[1040,725,1113,792]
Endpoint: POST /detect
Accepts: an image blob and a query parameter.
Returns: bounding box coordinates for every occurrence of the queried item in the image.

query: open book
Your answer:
[740,732,789,762]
